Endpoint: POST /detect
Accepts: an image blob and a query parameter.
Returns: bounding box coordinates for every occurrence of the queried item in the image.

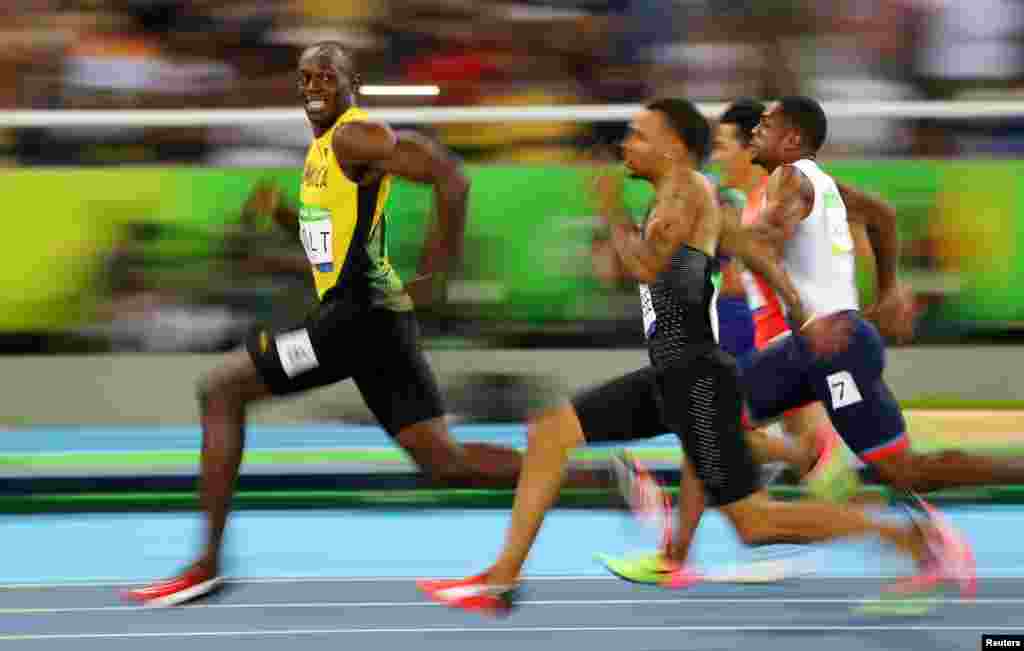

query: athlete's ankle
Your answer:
[663,551,687,565]
[483,566,519,586]
[664,540,690,564]
[196,553,220,577]
[802,451,821,477]
[890,523,928,564]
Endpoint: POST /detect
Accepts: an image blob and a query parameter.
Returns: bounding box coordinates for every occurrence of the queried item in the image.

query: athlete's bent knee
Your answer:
[196,377,212,408]
[197,373,237,410]
[196,369,247,416]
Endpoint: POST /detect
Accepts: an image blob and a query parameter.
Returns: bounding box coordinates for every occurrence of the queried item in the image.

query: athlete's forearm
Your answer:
[418,173,469,277]
[737,237,810,328]
[593,181,631,227]
[610,223,660,284]
[753,260,809,329]
[870,222,900,295]
[839,183,899,294]
[721,220,809,327]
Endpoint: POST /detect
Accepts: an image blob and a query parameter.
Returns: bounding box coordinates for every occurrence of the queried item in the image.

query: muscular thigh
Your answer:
[246,300,367,395]
[808,315,907,461]
[738,334,818,424]
[656,350,760,507]
[353,309,446,437]
[572,367,668,444]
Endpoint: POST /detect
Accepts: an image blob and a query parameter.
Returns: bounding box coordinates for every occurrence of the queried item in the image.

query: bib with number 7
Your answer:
[299,206,334,272]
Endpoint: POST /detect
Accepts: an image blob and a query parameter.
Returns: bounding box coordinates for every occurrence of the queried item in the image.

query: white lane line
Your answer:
[0,625,1017,641]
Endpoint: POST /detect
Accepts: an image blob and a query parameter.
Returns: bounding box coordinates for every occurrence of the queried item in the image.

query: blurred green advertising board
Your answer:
[0,161,1019,336]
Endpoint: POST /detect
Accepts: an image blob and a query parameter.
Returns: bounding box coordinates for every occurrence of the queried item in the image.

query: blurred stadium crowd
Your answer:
[2,0,1024,165]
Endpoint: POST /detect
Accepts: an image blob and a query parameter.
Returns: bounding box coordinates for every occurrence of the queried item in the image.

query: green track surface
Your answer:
[6,485,1024,514]
[5,406,1024,513]
[1,449,418,469]
[0,448,687,470]
[6,441,1024,471]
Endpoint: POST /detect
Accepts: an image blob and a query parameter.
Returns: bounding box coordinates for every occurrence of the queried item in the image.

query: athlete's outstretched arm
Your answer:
[838,183,899,295]
[375,130,470,288]
[606,169,712,285]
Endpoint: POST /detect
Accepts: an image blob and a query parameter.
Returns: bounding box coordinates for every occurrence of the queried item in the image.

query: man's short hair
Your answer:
[647,98,711,165]
[777,96,828,153]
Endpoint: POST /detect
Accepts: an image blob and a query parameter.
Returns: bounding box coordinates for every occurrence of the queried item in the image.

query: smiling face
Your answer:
[298,46,357,134]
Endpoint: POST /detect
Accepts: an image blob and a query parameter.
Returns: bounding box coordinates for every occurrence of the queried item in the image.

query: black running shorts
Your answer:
[246,302,444,437]
[572,348,759,507]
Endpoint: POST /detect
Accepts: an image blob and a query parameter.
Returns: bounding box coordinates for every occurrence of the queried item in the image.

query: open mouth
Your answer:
[305,98,327,112]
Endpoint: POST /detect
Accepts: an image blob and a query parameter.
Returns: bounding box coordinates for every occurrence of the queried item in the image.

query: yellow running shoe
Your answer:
[594,550,701,588]
[804,426,862,502]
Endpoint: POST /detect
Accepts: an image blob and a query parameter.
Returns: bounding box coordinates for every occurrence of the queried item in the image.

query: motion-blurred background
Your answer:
[2,0,1023,429]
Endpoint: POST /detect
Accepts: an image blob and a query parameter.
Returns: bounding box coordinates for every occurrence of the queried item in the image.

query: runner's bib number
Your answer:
[300,207,334,272]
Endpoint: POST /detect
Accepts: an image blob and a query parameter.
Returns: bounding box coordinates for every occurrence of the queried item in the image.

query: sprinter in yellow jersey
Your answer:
[126,41,606,607]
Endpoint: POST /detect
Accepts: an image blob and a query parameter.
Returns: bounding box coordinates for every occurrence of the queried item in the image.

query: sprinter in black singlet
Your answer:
[419,98,942,617]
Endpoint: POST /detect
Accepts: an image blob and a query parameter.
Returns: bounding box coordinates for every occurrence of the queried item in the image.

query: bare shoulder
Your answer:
[656,169,713,209]
[758,164,815,235]
[768,164,809,195]
[331,119,398,168]
[766,165,814,211]
[334,120,395,144]
[676,168,713,192]
[645,169,718,255]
